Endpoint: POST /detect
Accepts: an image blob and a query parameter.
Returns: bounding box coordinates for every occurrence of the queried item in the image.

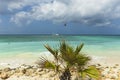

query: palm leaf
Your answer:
[76,54,91,67]
[60,41,79,66]
[75,43,84,54]
[38,57,56,70]
[59,41,90,67]
[83,66,101,79]
[44,44,58,60]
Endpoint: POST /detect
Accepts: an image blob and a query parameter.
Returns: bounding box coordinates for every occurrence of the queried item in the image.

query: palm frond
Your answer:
[37,56,56,70]
[80,66,101,79]
[76,54,91,67]
[44,44,58,60]
[75,43,84,54]
[59,41,90,67]
[60,41,79,66]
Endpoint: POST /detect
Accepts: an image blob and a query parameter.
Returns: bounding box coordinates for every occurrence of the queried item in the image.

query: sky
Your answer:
[0,0,120,34]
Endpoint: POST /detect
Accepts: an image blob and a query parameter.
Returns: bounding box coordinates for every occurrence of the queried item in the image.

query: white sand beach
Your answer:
[0,51,120,80]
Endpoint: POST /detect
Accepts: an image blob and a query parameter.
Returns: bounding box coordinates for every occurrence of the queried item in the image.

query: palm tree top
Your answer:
[37,41,101,80]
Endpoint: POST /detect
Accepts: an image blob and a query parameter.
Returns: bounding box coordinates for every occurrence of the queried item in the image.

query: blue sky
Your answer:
[0,0,120,34]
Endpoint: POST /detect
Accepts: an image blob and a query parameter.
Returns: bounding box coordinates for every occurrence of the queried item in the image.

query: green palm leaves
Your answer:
[37,41,100,80]
[44,44,59,61]
[38,57,56,70]
[80,66,100,79]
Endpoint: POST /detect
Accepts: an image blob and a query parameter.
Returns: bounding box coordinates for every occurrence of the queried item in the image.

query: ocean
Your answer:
[0,35,120,58]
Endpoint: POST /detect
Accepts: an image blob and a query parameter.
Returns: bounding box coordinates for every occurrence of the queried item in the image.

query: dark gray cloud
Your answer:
[0,0,20,15]
[0,0,120,27]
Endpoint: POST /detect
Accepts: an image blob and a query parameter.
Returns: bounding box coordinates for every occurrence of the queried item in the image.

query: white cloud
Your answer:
[9,0,120,26]
[10,11,31,25]
[8,0,53,11]
[0,0,50,13]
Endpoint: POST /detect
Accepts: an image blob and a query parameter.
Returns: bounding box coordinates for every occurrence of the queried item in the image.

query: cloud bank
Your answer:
[1,0,120,26]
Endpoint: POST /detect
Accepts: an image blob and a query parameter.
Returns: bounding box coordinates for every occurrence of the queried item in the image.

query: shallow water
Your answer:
[0,35,120,68]
[0,35,120,57]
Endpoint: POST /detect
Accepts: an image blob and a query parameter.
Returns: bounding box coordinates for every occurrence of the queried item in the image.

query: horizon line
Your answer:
[0,34,120,36]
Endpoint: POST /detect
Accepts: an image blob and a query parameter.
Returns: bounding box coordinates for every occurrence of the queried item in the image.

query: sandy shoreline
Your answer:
[0,54,120,69]
[0,52,120,80]
[0,62,120,80]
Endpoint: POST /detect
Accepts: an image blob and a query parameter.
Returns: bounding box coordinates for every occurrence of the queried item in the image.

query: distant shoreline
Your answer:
[0,34,120,36]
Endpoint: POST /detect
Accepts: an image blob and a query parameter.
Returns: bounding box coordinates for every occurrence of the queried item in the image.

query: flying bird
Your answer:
[64,23,67,27]
[51,0,54,3]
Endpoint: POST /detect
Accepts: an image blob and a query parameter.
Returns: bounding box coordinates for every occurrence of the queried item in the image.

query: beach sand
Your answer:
[0,52,120,80]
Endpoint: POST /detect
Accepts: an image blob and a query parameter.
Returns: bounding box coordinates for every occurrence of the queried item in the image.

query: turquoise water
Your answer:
[0,35,120,57]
